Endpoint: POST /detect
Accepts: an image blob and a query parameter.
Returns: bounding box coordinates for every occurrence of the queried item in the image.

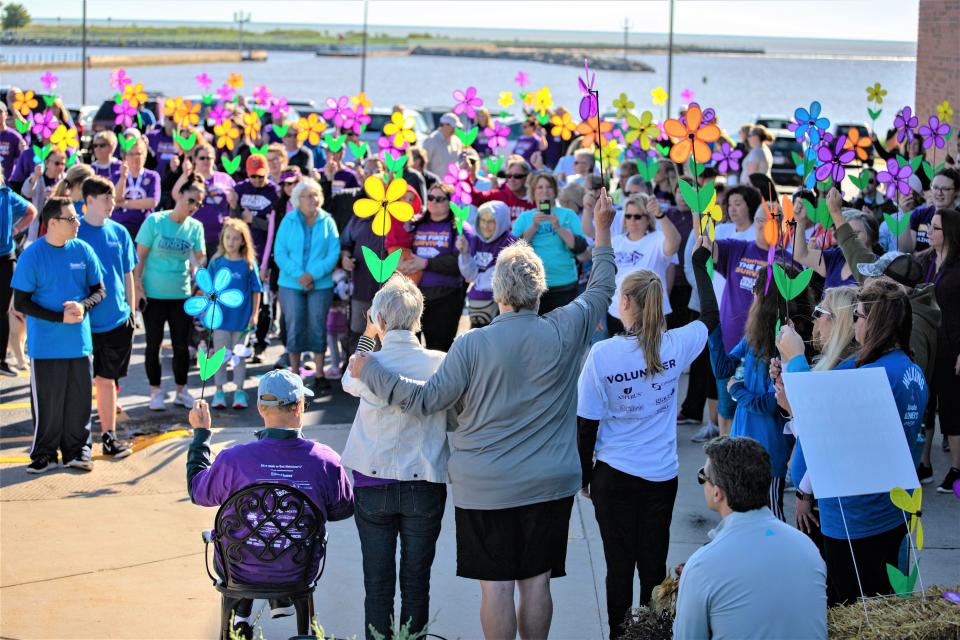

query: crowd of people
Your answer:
[2,78,959,639]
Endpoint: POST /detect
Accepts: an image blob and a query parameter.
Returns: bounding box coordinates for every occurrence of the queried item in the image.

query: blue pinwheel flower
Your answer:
[792,101,830,145]
[183,267,245,330]
[795,146,818,188]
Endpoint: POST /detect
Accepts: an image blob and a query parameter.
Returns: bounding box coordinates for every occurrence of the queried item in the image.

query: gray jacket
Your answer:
[360,246,616,509]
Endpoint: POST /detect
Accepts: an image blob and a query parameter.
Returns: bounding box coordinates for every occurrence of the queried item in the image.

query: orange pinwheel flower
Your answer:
[662,104,721,164]
[550,111,577,141]
[779,194,795,241]
[214,120,240,151]
[575,117,613,149]
[174,100,201,128]
[843,128,872,162]
[242,111,261,140]
[13,90,38,116]
[296,113,327,146]
[226,73,244,89]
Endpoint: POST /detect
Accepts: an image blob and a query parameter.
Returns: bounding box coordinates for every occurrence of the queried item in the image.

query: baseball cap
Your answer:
[257,369,314,406]
[856,251,924,288]
[246,154,268,176]
[439,113,462,129]
[279,166,302,184]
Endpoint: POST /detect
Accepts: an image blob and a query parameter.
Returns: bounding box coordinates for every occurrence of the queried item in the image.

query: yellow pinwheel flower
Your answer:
[163,97,183,118]
[383,111,417,148]
[174,100,201,128]
[242,111,261,140]
[227,72,244,89]
[498,91,514,109]
[866,82,887,105]
[612,93,634,119]
[534,86,553,114]
[352,176,414,236]
[122,82,148,109]
[296,113,327,146]
[650,87,668,107]
[624,110,660,151]
[937,99,954,124]
[351,91,372,112]
[550,111,577,141]
[699,192,723,240]
[214,120,240,151]
[522,91,536,109]
[13,90,38,116]
[596,139,622,169]
[50,124,79,153]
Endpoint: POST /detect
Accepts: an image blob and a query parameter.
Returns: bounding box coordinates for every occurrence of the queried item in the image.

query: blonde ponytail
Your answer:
[621,270,666,377]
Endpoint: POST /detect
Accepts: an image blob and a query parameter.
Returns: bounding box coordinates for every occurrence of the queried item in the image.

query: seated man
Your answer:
[187,369,354,639]
[674,436,827,640]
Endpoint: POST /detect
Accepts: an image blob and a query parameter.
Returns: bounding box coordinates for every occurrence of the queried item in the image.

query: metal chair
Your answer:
[202,482,328,639]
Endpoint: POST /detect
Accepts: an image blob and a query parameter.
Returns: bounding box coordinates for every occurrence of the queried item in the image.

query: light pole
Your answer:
[81,0,87,103]
[360,0,368,93]
[666,0,674,118]
[233,11,251,58]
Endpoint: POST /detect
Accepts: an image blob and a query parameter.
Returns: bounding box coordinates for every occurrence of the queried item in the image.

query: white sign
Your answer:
[782,368,919,499]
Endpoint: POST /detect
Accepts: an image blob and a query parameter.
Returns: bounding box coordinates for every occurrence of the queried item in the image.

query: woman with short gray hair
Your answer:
[341,274,450,640]
[794,202,882,290]
[350,190,618,640]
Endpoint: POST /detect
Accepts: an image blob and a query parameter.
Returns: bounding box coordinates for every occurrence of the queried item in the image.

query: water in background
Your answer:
[1,46,918,132]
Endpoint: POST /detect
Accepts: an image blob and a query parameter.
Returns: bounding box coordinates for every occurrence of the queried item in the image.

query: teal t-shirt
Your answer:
[511,206,584,287]
[135,210,205,300]
[10,238,104,359]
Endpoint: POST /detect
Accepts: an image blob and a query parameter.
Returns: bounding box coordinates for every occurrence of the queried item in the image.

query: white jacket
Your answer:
[341,330,452,483]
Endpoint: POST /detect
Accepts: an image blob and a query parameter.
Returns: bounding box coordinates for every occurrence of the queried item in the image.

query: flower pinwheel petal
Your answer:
[195,268,214,294]
[203,304,224,331]
[183,296,209,317]
[213,268,232,292]
[353,198,382,218]
[218,289,245,308]
[386,201,414,223]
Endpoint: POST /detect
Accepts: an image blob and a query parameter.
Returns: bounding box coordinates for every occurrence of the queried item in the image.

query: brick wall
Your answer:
[915,0,959,157]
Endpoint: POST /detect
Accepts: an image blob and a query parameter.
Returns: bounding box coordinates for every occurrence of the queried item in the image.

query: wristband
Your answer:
[655,213,666,219]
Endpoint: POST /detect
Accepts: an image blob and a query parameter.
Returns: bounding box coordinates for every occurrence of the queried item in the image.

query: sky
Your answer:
[18,0,919,42]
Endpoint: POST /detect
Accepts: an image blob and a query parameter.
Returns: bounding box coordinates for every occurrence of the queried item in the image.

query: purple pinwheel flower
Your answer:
[792,101,830,145]
[443,163,473,206]
[113,100,135,128]
[209,103,231,126]
[40,71,58,91]
[918,115,950,149]
[31,111,58,139]
[110,68,131,91]
[894,106,919,143]
[514,71,529,88]
[350,105,371,135]
[377,136,398,156]
[815,134,856,183]
[712,141,743,174]
[578,58,598,120]
[322,96,350,127]
[253,84,272,105]
[453,87,484,120]
[701,107,716,124]
[267,96,289,120]
[623,139,647,160]
[195,73,212,91]
[215,83,235,103]
[484,120,510,150]
[876,158,913,200]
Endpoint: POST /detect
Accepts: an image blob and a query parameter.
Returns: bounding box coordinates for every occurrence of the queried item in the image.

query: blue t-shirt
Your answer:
[0,186,30,258]
[77,218,137,332]
[511,206,584,287]
[11,238,104,359]
[206,256,263,332]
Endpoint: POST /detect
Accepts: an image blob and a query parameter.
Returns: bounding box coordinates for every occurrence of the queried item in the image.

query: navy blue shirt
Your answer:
[77,218,137,332]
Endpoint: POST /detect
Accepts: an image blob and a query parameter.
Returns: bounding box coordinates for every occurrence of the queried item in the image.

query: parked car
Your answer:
[67,104,99,158]
[755,115,792,131]
[90,93,162,134]
[832,122,875,164]
[769,128,803,187]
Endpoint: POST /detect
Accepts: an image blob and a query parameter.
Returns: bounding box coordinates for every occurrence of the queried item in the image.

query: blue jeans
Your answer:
[354,482,446,640]
[278,286,333,354]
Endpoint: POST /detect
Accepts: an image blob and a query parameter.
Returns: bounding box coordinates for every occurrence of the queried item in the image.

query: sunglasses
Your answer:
[623,214,646,220]
[250,174,267,180]
[932,186,955,193]
[282,180,298,187]
[506,173,528,180]
[195,156,211,162]
[853,309,868,322]
[697,467,710,485]
[427,195,448,202]
[53,215,80,224]
[812,306,832,320]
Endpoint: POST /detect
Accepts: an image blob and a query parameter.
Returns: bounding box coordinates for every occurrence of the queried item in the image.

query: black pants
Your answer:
[421,290,463,353]
[0,257,13,366]
[680,313,717,421]
[590,462,678,640]
[254,291,274,352]
[143,297,192,386]
[665,282,691,330]
[823,523,907,606]
[29,357,92,462]
[538,284,578,315]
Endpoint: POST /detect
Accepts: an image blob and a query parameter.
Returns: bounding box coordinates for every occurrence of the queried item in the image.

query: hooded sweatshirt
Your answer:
[459,201,516,301]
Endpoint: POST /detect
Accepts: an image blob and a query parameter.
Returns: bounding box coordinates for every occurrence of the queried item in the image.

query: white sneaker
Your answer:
[691,423,720,443]
[175,388,195,409]
[149,389,166,411]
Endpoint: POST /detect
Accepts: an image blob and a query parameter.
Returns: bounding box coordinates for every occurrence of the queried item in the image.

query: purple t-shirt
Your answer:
[9,149,35,184]
[146,129,178,178]
[193,172,236,255]
[465,232,515,301]
[113,168,160,239]
[91,158,122,183]
[822,247,856,291]
[412,218,471,290]
[0,129,24,182]
[715,239,769,353]
[234,179,279,259]
[352,471,400,488]
[512,135,540,163]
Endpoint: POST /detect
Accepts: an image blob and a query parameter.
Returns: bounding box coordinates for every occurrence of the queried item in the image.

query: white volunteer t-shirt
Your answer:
[609,231,678,318]
[577,322,708,481]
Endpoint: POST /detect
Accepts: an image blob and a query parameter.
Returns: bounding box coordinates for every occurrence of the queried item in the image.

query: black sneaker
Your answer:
[313,375,331,395]
[102,432,132,459]
[936,467,960,494]
[64,451,94,472]
[232,620,252,640]
[0,362,17,377]
[917,462,934,485]
[26,455,56,474]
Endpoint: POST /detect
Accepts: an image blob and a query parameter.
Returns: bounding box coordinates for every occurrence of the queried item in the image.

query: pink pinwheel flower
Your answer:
[681,88,695,103]
[453,87,484,120]
[876,158,914,200]
[209,103,231,126]
[894,106,919,143]
[443,162,473,206]
[712,141,743,174]
[815,134,856,183]
[918,115,950,150]
[195,73,212,91]
[350,105,371,135]
[339,106,360,132]
[253,84,272,105]
[514,71,529,88]
[110,68,131,91]
[216,83,236,103]
[31,110,58,139]
[113,100,135,128]
[484,120,510,150]
[322,96,350,128]
[268,96,289,120]
[40,71,58,91]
